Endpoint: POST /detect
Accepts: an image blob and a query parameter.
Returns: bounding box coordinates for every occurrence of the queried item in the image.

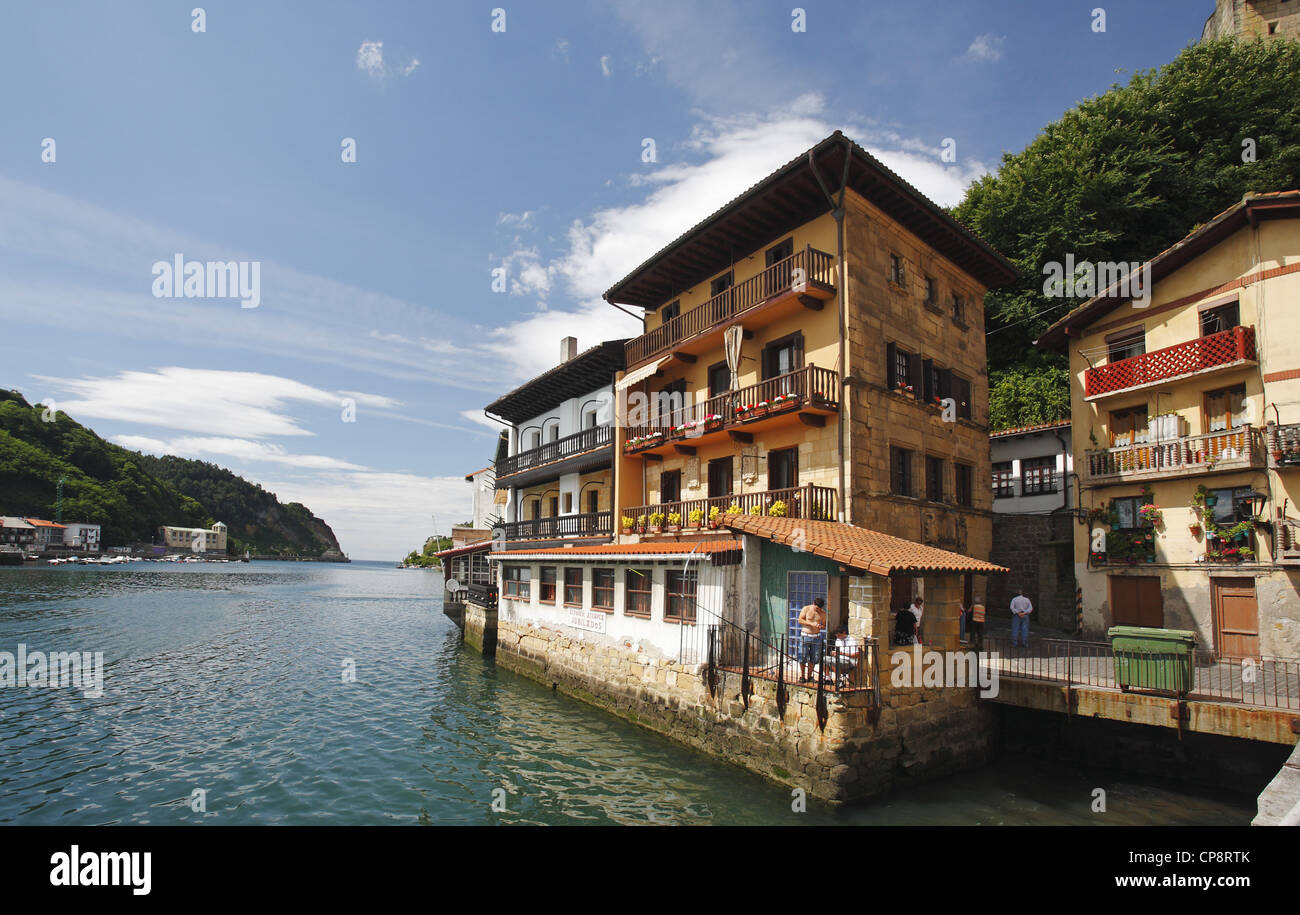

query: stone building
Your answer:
[1038,190,1300,658]
[1202,0,1300,41]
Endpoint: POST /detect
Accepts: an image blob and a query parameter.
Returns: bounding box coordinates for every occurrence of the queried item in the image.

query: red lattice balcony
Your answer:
[1084,325,1256,399]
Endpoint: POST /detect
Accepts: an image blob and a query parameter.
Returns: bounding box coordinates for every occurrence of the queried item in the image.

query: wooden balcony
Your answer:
[496,425,613,482]
[623,365,839,456]
[625,246,836,369]
[1084,426,1264,484]
[624,484,836,531]
[496,510,613,542]
[1084,325,1255,400]
[1267,422,1300,468]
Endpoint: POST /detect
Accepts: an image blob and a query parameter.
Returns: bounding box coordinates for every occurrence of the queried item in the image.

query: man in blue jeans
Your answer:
[797,597,827,683]
[1010,590,1033,648]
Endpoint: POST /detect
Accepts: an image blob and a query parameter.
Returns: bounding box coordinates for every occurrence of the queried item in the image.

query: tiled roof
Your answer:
[24,518,66,528]
[434,540,495,560]
[722,516,1008,576]
[490,539,743,561]
[463,465,494,480]
[989,419,1071,439]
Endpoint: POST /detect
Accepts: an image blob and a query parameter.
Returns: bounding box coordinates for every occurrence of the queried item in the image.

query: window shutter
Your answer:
[939,368,952,401]
[922,359,934,402]
[886,342,897,389]
[908,352,923,399]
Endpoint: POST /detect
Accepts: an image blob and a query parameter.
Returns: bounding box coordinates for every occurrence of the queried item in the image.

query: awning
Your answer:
[615,355,671,391]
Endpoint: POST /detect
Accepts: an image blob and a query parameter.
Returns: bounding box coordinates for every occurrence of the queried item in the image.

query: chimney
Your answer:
[560,336,578,363]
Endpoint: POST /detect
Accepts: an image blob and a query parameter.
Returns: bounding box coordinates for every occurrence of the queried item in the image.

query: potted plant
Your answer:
[703,413,724,431]
[726,502,741,515]
[707,506,721,529]
[768,500,788,518]
[636,514,647,534]
[748,505,763,515]
[688,508,705,528]
[666,512,682,532]
[621,515,634,533]
[648,511,665,533]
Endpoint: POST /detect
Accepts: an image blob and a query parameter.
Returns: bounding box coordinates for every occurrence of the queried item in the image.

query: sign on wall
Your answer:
[568,608,607,633]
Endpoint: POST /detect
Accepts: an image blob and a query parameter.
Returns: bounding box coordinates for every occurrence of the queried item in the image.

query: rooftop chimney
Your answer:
[561,336,578,363]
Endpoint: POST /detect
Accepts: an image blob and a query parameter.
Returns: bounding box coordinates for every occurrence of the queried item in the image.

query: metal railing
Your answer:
[624,365,839,449]
[497,424,613,478]
[496,510,613,541]
[982,634,1300,709]
[626,246,836,367]
[1084,425,1263,482]
[623,484,836,529]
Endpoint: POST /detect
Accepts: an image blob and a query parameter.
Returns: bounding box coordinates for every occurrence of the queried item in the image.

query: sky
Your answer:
[0,1,1212,560]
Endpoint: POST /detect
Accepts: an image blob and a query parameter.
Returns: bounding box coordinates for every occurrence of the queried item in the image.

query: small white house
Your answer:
[62,523,102,551]
[989,420,1074,514]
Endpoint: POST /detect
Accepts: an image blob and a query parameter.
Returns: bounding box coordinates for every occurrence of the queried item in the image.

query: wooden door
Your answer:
[1212,577,1259,659]
[1109,575,1163,628]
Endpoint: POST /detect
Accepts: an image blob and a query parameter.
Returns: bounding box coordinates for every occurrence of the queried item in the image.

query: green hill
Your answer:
[0,390,342,556]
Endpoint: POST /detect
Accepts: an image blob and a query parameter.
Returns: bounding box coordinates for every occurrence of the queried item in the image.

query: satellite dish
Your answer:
[447,578,461,591]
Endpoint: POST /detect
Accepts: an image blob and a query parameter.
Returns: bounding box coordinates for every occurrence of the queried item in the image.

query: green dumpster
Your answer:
[1107,626,1198,695]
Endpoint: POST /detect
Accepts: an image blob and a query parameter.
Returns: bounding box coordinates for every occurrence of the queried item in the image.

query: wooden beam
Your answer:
[798,413,826,428]
[798,294,824,311]
[728,431,753,444]
[673,445,696,456]
[672,352,697,364]
[643,452,664,463]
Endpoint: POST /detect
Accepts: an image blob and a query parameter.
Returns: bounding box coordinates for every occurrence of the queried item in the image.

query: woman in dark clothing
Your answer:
[893,606,917,646]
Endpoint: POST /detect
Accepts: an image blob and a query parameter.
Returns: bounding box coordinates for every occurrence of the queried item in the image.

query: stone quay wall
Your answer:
[471,602,996,804]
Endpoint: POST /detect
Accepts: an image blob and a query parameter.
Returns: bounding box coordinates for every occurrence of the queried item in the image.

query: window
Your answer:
[886,342,918,394]
[1022,456,1057,494]
[592,568,614,611]
[708,361,730,397]
[661,300,681,323]
[955,463,973,507]
[951,294,966,325]
[923,275,938,305]
[765,238,793,266]
[1106,326,1145,364]
[1110,406,1149,446]
[1112,496,1144,530]
[922,360,949,406]
[889,253,905,286]
[1205,385,1247,432]
[539,567,557,603]
[583,409,598,428]
[660,469,681,504]
[586,489,600,514]
[1209,486,1255,526]
[1200,301,1239,337]
[563,567,583,606]
[502,565,530,600]
[707,457,733,499]
[891,446,913,496]
[527,429,541,450]
[925,455,944,502]
[625,570,652,618]
[528,499,541,521]
[655,378,687,425]
[767,447,799,491]
[762,332,803,380]
[992,461,1014,498]
[710,272,734,297]
[547,422,560,443]
[548,496,559,517]
[563,492,573,513]
[665,569,697,623]
[950,375,972,420]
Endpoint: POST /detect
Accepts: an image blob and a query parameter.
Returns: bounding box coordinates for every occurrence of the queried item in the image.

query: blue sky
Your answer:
[0,1,1211,559]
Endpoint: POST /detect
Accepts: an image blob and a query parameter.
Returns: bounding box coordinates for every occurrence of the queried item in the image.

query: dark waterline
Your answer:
[0,561,1253,825]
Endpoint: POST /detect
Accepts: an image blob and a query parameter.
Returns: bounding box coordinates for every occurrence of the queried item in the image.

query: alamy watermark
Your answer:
[0,644,104,697]
[889,644,1000,698]
[1043,254,1151,308]
[152,254,261,309]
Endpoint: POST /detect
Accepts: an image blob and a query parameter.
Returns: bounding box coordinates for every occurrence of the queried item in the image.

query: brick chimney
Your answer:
[560,336,578,363]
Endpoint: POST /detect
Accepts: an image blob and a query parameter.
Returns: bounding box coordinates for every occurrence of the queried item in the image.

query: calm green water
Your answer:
[0,561,1254,825]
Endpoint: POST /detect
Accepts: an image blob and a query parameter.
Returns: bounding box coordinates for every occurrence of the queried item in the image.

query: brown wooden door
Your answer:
[1212,577,1259,659]
[1110,576,1163,628]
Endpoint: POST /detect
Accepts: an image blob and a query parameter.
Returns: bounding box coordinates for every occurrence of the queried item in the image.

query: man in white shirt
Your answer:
[908,597,925,644]
[1010,590,1033,649]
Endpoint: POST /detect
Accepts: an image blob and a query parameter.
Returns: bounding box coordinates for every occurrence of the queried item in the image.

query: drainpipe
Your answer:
[808,135,853,524]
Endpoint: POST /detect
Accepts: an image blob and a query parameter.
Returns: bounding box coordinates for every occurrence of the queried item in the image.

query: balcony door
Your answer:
[709,272,734,325]
[660,469,681,505]
[654,378,687,428]
[768,447,799,492]
[707,457,733,499]
[764,238,794,297]
[1109,405,1149,447]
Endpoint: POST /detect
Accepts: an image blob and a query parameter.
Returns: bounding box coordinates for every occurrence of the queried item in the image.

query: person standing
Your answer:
[908,596,925,645]
[970,596,986,652]
[1010,590,1033,649]
[796,597,827,683]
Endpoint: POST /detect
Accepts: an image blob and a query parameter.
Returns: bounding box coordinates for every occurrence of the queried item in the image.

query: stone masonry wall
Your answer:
[988,513,1077,631]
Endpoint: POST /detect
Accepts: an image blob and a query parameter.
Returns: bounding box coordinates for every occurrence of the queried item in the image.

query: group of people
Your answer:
[892,590,1035,650]
[794,598,861,684]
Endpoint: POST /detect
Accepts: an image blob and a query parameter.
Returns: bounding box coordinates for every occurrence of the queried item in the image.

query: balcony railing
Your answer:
[497,424,613,478]
[624,365,839,451]
[1084,325,1255,398]
[624,484,836,530]
[1084,426,1263,482]
[626,246,836,368]
[1267,422,1300,467]
[496,510,613,541]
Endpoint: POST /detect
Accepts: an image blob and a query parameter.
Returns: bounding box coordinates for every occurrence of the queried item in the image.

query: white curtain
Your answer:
[724,325,743,391]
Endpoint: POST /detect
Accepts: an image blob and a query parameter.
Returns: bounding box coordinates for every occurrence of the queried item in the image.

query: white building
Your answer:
[159,521,228,553]
[989,420,1074,514]
[24,518,66,548]
[61,523,102,551]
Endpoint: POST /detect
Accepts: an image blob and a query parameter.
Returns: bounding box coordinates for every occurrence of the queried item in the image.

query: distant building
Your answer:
[24,518,66,549]
[990,420,1074,514]
[1202,0,1300,41]
[61,523,102,551]
[159,521,228,553]
[0,517,37,551]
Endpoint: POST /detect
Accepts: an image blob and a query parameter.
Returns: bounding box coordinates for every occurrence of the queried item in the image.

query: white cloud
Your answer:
[555,38,571,62]
[600,55,613,78]
[356,40,385,79]
[403,58,421,76]
[113,435,370,471]
[964,33,1005,63]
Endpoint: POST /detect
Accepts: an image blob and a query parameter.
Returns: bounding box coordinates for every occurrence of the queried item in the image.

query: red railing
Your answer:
[1085,325,1255,398]
[625,246,836,368]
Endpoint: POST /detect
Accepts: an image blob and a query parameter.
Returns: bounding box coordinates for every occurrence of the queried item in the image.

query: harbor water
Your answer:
[0,561,1255,825]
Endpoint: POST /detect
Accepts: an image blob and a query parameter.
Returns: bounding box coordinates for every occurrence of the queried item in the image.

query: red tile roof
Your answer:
[722,516,1007,576]
[434,540,495,560]
[989,419,1071,439]
[24,518,66,528]
[491,539,742,561]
